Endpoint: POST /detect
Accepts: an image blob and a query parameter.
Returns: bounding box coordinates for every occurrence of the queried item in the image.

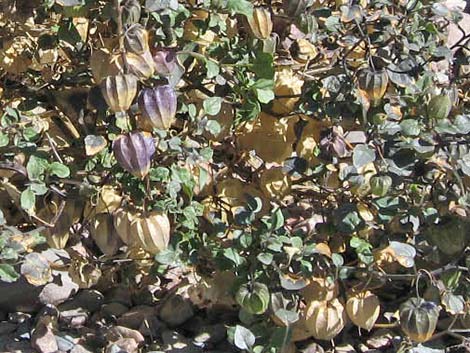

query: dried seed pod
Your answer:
[38,199,83,249]
[124,24,149,54]
[131,211,171,254]
[283,0,309,17]
[272,68,304,115]
[112,132,156,179]
[301,277,339,302]
[357,68,389,105]
[138,85,177,130]
[399,298,440,342]
[89,48,120,84]
[370,175,392,197]
[305,299,347,340]
[113,208,137,245]
[291,39,318,63]
[183,10,216,46]
[89,213,123,256]
[100,74,138,113]
[247,8,273,40]
[346,291,380,331]
[235,282,270,315]
[427,94,452,120]
[94,185,123,214]
[125,50,155,80]
[122,0,141,26]
[153,49,178,76]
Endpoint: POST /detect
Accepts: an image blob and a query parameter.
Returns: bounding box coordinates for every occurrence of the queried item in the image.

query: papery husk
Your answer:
[89,213,123,256]
[247,7,273,40]
[259,167,291,199]
[304,299,346,340]
[346,290,380,331]
[271,69,304,115]
[131,211,171,254]
[101,74,138,113]
[237,113,298,163]
[183,10,217,47]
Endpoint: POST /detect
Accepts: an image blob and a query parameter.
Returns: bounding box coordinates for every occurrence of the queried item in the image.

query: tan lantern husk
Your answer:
[271,68,304,115]
[292,39,318,63]
[38,199,83,249]
[90,48,121,84]
[124,50,155,80]
[247,7,273,40]
[301,276,339,302]
[399,298,440,343]
[237,113,298,163]
[124,25,150,54]
[346,290,380,331]
[101,73,138,113]
[131,211,171,254]
[113,208,138,246]
[183,10,217,47]
[357,68,389,105]
[304,298,347,340]
[89,213,123,256]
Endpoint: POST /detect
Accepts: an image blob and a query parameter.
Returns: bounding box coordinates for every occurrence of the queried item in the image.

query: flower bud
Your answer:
[138,85,177,130]
[247,7,273,40]
[122,0,141,26]
[124,24,149,54]
[101,74,138,113]
[153,49,177,76]
[112,132,155,179]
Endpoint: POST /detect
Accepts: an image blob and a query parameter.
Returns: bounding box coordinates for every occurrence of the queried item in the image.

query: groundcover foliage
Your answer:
[0,0,470,352]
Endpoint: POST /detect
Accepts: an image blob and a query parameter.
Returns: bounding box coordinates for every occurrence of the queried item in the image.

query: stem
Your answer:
[115,0,127,73]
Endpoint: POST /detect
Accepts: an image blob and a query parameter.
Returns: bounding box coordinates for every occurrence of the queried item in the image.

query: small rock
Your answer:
[193,324,226,345]
[366,329,393,349]
[159,295,194,327]
[0,322,17,335]
[106,338,139,353]
[105,286,133,307]
[55,334,76,352]
[39,270,79,307]
[117,306,157,329]
[106,326,145,345]
[59,308,88,328]
[335,344,357,353]
[101,302,129,319]
[6,340,37,353]
[8,312,31,323]
[70,344,94,353]
[31,323,58,353]
[162,330,202,353]
[59,290,104,313]
[301,342,325,353]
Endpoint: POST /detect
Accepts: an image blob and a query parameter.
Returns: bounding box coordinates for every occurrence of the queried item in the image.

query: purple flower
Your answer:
[113,132,155,179]
[153,49,177,76]
[138,85,177,130]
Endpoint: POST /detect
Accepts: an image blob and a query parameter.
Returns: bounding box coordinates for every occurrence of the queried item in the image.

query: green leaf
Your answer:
[21,188,36,212]
[252,52,274,79]
[234,325,255,351]
[26,155,48,181]
[226,0,254,17]
[257,252,273,265]
[0,264,20,283]
[203,97,223,116]
[205,60,220,79]
[49,162,70,178]
[255,89,274,104]
[274,309,299,326]
[0,133,8,147]
[353,144,376,169]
